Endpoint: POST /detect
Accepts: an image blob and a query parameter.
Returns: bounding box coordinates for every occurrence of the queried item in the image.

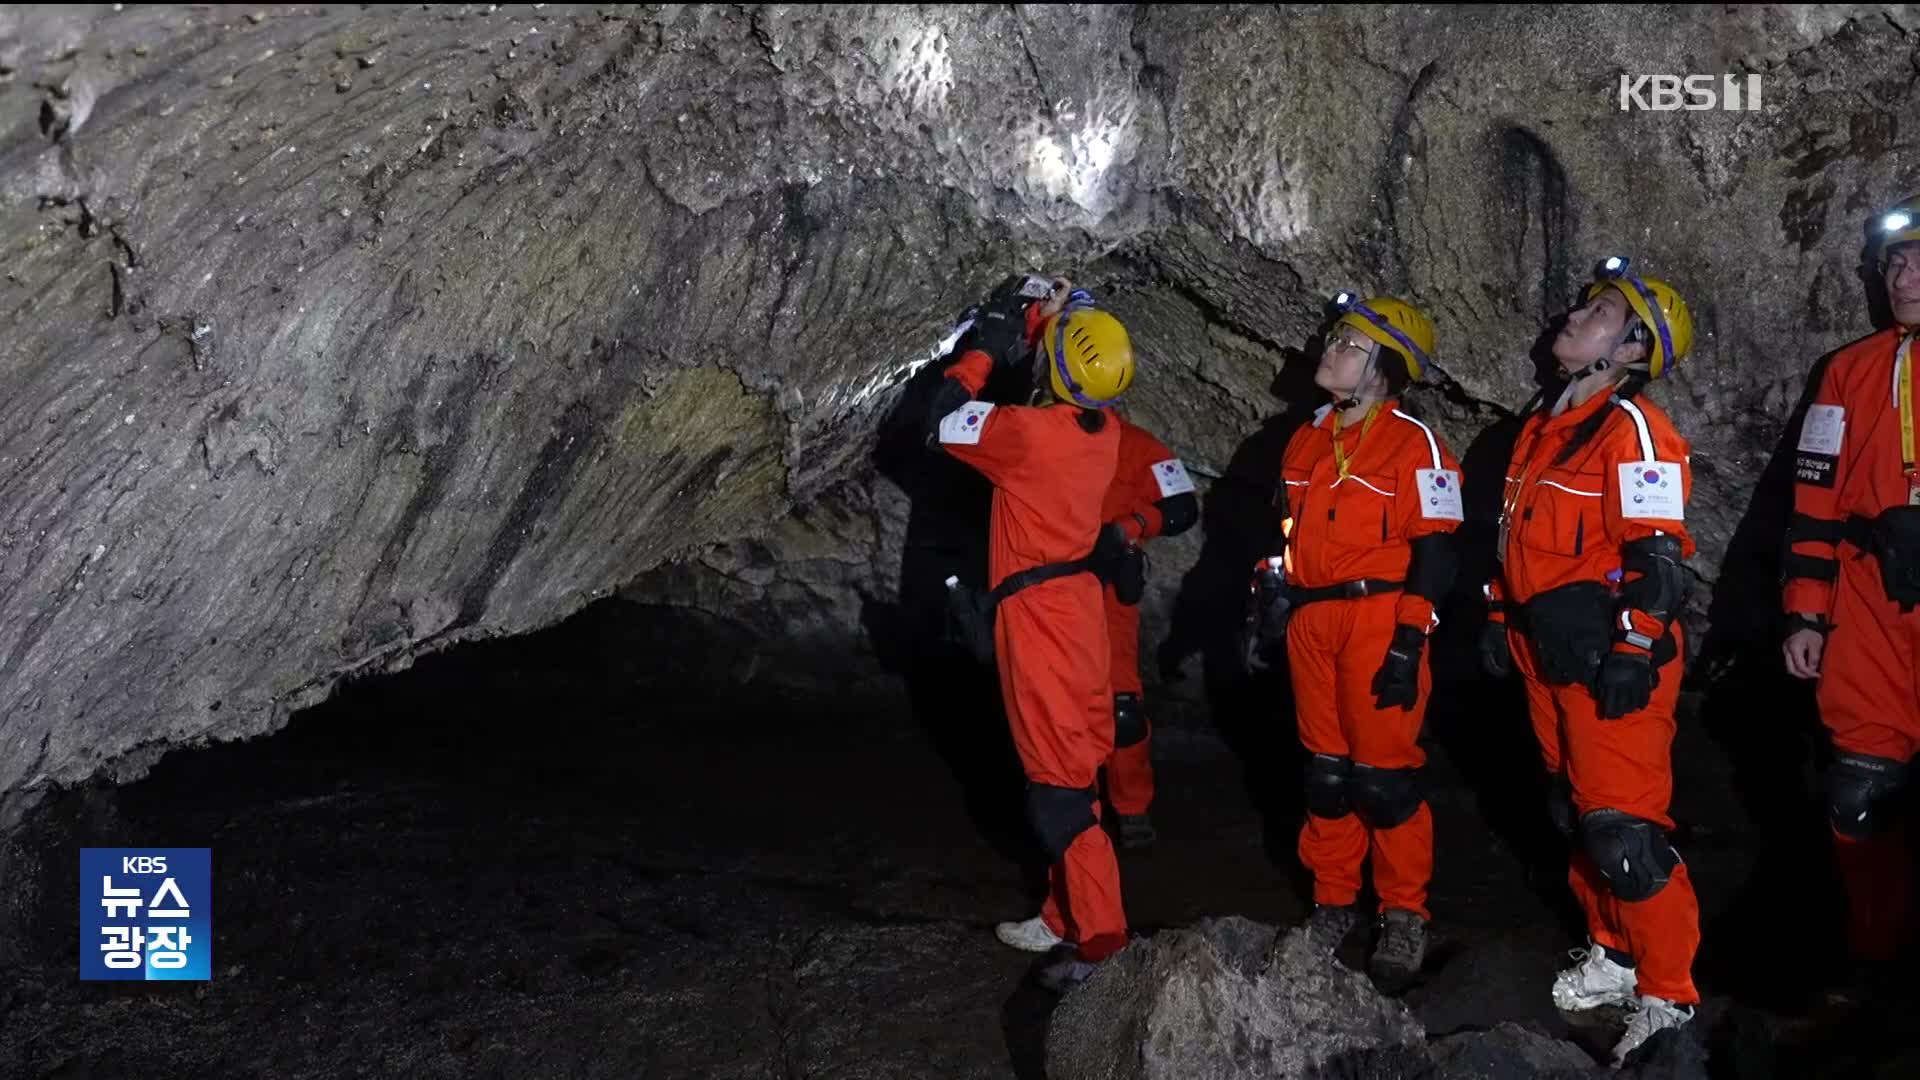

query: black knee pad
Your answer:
[1304,754,1352,819]
[1829,751,1909,840]
[1113,693,1149,748]
[1028,782,1098,859]
[1547,772,1576,839]
[1580,808,1680,902]
[1350,763,1425,829]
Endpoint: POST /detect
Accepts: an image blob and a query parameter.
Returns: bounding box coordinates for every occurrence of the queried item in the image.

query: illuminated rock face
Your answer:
[0,4,1913,818]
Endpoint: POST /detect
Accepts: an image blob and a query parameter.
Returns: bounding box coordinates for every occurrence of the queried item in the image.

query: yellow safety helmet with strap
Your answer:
[1041,297,1135,408]
[1583,257,1693,379]
[1330,293,1436,381]
[1875,195,1920,267]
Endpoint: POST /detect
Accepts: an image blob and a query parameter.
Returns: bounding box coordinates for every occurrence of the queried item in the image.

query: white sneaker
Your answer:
[995,915,1063,953]
[1551,942,1638,1011]
[1611,994,1694,1065]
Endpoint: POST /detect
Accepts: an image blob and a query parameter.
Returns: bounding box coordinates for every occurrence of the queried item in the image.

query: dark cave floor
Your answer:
[3,601,1919,1079]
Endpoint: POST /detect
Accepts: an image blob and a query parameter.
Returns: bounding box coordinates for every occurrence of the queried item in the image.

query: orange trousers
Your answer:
[1818,557,1920,960]
[1103,588,1153,817]
[1511,625,1700,1004]
[1287,592,1434,920]
[998,578,1129,961]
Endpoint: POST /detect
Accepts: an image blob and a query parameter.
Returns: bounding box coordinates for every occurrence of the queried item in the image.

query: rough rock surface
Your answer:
[1045,918,1714,1080]
[1044,916,1425,1080]
[3,4,1918,823]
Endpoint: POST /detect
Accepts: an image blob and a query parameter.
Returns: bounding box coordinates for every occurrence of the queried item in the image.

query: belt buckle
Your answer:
[1347,580,1370,598]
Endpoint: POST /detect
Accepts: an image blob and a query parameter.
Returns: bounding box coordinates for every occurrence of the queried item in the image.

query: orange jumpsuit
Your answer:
[1488,388,1701,1004]
[936,348,1129,962]
[1783,326,1918,961]
[1099,416,1198,817]
[1280,401,1462,921]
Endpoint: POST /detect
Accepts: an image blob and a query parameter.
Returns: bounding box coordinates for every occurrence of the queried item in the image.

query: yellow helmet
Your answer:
[1331,294,1435,381]
[1875,195,1920,265]
[1041,302,1135,408]
[1583,257,1693,379]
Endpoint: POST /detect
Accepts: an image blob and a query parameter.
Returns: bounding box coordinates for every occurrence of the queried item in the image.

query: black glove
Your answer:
[969,303,1028,372]
[1241,564,1290,675]
[1594,647,1655,719]
[1371,624,1427,711]
[964,274,1052,371]
[1479,619,1511,679]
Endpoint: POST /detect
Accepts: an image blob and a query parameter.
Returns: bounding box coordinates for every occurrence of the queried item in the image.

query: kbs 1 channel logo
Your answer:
[81,849,212,981]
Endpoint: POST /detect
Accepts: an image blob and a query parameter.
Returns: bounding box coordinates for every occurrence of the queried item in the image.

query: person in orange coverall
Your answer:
[1245,293,1461,994]
[1782,196,1920,978]
[993,413,1198,953]
[927,274,1138,992]
[1478,257,1700,1065]
[1098,416,1200,848]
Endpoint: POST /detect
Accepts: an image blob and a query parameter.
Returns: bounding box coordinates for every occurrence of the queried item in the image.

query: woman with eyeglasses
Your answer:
[1477,258,1701,1064]
[1781,196,1920,986]
[1246,294,1462,993]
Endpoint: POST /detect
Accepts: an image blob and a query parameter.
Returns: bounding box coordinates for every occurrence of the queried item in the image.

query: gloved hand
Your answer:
[1594,646,1656,719]
[1371,623,1427,711]
[1242,560,1289,675]
[1479,619,1511,679]
[970,300,1029,373]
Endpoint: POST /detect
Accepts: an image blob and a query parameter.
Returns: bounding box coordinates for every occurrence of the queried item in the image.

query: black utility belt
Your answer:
[1845,507,1920,608]
[945,559,1103,665]
[1513,581,1676,687]
[1287,578,1403,608]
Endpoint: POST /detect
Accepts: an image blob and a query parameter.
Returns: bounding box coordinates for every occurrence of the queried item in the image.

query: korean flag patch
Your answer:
[1619,461,1685,520]
[939,401,994,446]
[1152,458,1196,497]
[1415,469,1464,521]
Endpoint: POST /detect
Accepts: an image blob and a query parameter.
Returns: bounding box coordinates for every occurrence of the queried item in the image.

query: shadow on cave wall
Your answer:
[1153,335,1322,875]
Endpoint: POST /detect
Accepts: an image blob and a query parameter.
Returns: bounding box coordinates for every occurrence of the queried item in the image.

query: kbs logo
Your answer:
[81,848,212,981]
[1618,74,1763,112]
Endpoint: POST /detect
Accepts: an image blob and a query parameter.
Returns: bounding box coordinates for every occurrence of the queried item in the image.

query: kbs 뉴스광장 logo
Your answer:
[81,848,212,981]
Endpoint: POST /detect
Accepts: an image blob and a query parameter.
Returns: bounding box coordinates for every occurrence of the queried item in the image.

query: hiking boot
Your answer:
[1117,813,1157,849]
[994,915,1063,954]
[1035,945,1100,993]
[1611,994,1694,1065]
[1551,941,1638,1012]
[1369,908,1428,991]
[1303,903,1361,951]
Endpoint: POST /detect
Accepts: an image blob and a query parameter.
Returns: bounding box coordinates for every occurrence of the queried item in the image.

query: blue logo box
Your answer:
[80,848,212,981]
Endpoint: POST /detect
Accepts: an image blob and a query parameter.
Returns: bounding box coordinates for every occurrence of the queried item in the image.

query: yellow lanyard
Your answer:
[1331,402,1383,481]
[1901,332,1917,473]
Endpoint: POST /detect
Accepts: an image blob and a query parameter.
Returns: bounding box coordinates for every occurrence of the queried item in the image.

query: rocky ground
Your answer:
[3,599,1918,1078]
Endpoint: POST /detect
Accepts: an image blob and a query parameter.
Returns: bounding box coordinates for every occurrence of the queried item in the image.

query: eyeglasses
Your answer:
[1325,331,1372,355]
[1885,252,1919,281]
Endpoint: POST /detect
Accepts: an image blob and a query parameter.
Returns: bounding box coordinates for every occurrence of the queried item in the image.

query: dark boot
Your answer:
[1369,908,1428,992]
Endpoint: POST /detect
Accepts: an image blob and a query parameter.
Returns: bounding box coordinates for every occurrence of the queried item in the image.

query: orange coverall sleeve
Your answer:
[936,351,1031,486]
[1391,419,1465,629]
[1783,361,1849,621]
[1600,400,1695,646]
[1115,427,1181,542]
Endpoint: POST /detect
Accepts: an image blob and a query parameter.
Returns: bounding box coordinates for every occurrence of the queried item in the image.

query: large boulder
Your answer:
[1045,919,1713,1080]
[1044,916,1425,1079]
